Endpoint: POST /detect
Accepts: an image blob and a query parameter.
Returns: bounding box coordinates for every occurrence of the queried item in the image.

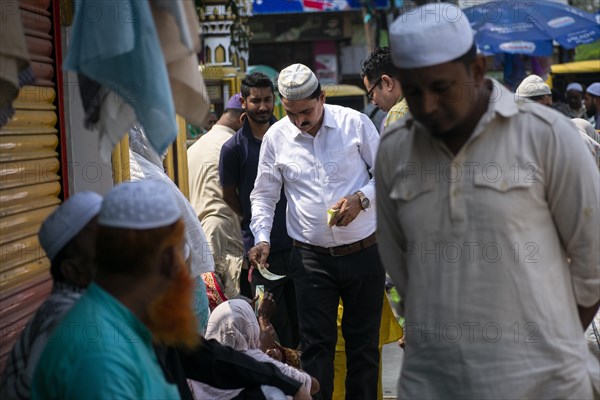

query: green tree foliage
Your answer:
[575,40,600,62]
[569,0,600,13]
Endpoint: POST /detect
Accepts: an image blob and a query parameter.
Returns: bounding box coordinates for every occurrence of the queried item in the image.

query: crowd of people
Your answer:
[1,2,599,400]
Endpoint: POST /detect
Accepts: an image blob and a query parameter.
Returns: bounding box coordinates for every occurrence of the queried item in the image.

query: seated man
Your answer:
[31,181,198,399]
[30,181,312,400]
[1,192,102,400]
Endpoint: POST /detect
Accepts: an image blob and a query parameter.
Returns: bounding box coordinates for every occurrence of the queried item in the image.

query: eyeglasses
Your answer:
[366,77,382,102]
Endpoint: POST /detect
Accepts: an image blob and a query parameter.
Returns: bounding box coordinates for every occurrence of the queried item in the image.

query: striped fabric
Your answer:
[0,67,35,129]
[0,282,83,400]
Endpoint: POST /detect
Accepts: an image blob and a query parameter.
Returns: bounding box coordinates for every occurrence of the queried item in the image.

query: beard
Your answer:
[246,109,272,124]
[146,256,200,349]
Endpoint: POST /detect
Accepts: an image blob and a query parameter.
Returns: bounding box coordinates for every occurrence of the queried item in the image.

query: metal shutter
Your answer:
[0,0,63,373]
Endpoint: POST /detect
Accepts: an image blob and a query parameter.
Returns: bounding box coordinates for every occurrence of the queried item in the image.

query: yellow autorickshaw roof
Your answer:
[550,60,600,74]
[323,84,366,98]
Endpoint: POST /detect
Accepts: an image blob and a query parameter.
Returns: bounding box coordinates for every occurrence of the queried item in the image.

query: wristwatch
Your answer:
[355,190,370,210]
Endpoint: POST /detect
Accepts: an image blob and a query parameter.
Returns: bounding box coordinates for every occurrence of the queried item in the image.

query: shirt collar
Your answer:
[321,105,338,130]
[468,78,519,141]
[212,124,236,136]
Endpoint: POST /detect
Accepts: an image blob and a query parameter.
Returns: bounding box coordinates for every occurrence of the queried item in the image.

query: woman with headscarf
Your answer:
[190,299,317,400]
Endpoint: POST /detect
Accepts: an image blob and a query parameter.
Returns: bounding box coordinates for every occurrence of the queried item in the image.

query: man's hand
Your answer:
[328,193,362,227]
[248,241,271,268]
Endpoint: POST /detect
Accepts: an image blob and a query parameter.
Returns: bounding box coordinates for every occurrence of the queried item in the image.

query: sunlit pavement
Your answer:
[382,341,403,399]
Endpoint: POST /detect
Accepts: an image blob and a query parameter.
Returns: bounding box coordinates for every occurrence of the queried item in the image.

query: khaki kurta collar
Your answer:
[211,124,236,136]
[469,78,519,140]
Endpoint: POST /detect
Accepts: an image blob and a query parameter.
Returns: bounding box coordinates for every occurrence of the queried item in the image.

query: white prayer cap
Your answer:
[277,64,319,100]
[39,192,102,261]
[586,82,600,97]
[515,75,551,98]
[566,82,583,92]
[389,3,474,69]
[99,180,182,229]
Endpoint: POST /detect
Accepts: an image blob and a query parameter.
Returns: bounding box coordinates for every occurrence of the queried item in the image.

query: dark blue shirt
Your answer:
[219,117,292,254]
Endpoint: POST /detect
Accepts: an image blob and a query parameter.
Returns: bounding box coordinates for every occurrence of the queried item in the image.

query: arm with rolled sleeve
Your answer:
[250,134,282,245]
[356,113,380,202]
[375,134,408,317]
[544,117,600,324]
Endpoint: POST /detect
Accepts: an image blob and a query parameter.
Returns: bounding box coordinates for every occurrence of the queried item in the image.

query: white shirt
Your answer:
[251,104,379,247]
[376,79,600,398]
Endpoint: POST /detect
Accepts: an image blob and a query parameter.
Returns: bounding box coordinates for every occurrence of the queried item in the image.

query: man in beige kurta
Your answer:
[377,4,600,399]
[188,96,245,298]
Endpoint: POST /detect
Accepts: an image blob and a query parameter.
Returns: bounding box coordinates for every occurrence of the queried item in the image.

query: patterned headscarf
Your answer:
[205,299,260,351]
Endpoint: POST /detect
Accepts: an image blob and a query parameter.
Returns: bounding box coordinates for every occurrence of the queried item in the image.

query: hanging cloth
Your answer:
[0,0,35,128]
[150,0,210,127]
[64,0,177,160]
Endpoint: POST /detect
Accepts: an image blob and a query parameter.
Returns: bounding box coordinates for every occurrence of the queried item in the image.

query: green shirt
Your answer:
[384,97,409,130]
[31,283,179,400]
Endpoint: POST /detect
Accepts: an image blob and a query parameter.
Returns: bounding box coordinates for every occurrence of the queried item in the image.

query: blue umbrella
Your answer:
[463,0,600,56]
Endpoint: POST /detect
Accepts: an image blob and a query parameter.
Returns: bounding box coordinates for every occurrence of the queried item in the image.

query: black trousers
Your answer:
[290,244,385,400]
[251,249,300,349]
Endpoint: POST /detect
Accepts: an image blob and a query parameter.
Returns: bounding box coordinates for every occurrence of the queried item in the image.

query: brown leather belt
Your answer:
[293,232,377,257]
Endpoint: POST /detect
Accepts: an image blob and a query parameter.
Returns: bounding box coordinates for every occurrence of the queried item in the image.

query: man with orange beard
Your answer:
[31,180,198,399]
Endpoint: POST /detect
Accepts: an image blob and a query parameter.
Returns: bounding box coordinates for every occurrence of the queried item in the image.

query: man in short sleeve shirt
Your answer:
[31,181,198,399]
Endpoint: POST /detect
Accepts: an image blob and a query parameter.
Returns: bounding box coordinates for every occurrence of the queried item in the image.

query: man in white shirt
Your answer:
[248,64,385,400]
[377,4,600,398]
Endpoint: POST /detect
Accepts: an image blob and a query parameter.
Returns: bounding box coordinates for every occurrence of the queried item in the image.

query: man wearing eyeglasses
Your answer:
[361,47,409,131]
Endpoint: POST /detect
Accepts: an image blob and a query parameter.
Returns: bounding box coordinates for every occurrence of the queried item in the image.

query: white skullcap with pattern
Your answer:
[516,74,551,98]
[99,180,182,229]
[278,64,319,100]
